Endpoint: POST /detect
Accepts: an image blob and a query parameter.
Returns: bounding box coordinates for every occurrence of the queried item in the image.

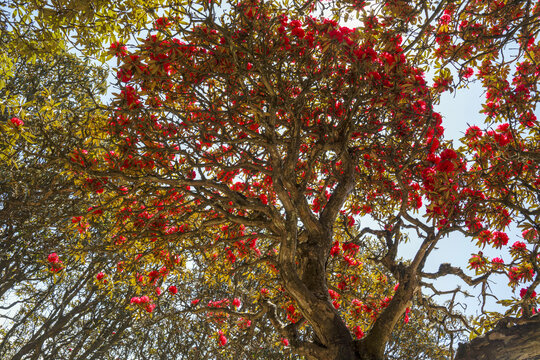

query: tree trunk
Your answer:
[454,315,540,360]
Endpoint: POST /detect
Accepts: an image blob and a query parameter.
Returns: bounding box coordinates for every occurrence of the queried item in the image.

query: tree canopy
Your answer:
[1,1,539,360]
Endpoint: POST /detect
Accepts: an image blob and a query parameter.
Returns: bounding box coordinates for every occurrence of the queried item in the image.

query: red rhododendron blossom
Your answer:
[117,69,133,83]
[439,13,451,25]
[491,231,509,248]
[10,117,24,127]
[47,253,60,264]
[404,307,411,324]
[496,123,510,132]
[354,325,364,339]
[520,287,537,299]
[462,67,474,78]
[468,254,485,271]
[330,241,340,256]
[491,257,504,269]
[155,17,170,28]
[145,303,156,313]
[512,241,527,251]
[121,85,141,107]
[232,298,241,307]
[440,148,457,160]
[168,285,178,294]
[238,318,252,329]
[509,265,535,283]
[281,338,290,346]
[328,289,340,299]
[519,111,537,127]
[110,42,127,56]
[218,331,227,346]
[465,125,482,141]
[477,230,492,246]
[436,160,455,173]
[96,272,105,281]
[131,297,141,304]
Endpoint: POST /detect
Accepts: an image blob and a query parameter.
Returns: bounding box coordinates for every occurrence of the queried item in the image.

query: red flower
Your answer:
[491,257,504,269]
[330,241,340,256]
[131,297,141,304]
[121,85,140,107]
[117,69,133,83]
[291,26,305,38]
[218,331,227,346]
[328,289,340,299]
[462,67,474,79]
[439,13,451,25]
[440,148,457,160]
[96,272,105,281]
[436,160,455,173]
[520,287,537,299]
[155,17,170,29]
[168,285,178,294]
[496,123,510,132]
[110,42,127,57]
[491,231,509,248]
[232,298,241,308]
[47,253,60,264]
[404,307,411,324]
[465,125,482,141]
[468,253,485,271]
[353,325,364,339]
[281,338,290,346]
[477,230,492,246]
[10,117,24,127]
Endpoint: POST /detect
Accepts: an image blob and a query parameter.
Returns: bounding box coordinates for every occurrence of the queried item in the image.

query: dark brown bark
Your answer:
[454,315,540,360]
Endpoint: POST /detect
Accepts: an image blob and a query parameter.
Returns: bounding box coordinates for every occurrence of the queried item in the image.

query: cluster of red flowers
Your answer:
[130,295,156,313]
[519,287,537,299]
[47,252,63,272]
[10,117,24,127]
[217,330,227,346]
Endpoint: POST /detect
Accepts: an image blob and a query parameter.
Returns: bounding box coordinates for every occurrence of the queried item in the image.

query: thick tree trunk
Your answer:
[454,315,540,360]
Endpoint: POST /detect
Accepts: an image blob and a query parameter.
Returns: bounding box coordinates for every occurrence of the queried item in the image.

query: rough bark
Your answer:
[455,315,540,360]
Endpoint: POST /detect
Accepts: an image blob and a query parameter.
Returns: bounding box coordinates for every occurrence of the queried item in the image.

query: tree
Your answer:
[3,0,540,359]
